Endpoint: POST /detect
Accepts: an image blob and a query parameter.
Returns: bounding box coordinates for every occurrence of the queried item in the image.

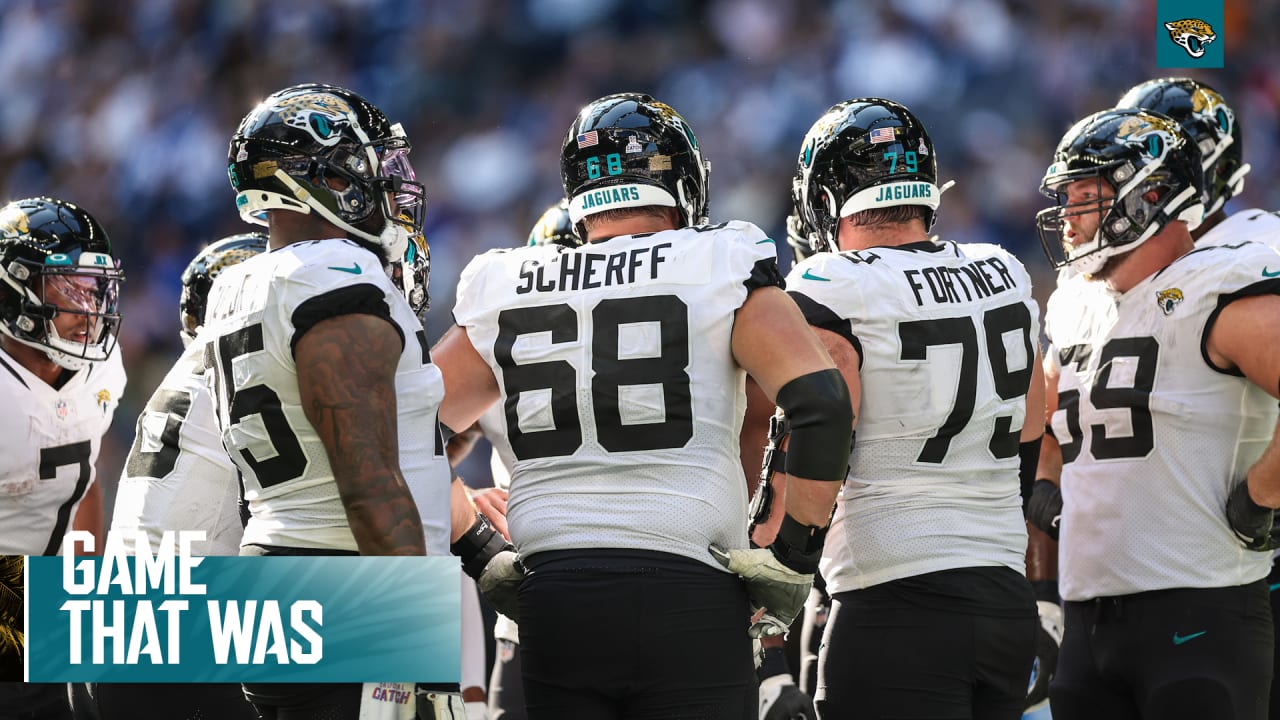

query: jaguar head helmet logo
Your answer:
[1164,19,1217,58]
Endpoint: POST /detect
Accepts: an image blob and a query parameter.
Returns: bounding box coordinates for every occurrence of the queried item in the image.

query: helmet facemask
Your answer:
[1037,116,1204,277]
[1,256,122,370]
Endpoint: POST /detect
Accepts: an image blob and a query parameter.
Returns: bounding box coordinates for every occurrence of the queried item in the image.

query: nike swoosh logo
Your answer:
[1263,267,1280,278]
[1269,582,1280,593]
[802,269,830,282]
[1172,631,1207,645]
[328,263,363,275]
[756,238,776,245]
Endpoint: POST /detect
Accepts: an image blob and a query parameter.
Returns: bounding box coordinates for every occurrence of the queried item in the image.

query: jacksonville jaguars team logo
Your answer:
[1156,287,1184,315]
[273,92,356,146]
[0,206,29,240]
[1164,19,1217,58]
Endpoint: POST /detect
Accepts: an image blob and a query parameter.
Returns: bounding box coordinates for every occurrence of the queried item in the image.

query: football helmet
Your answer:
[0,198,123,370]
[1037,108,1204,275]
[1115,77,1248,218]
[178,232,267,345]
[526,199,581,248]
[561,92,709,228]
[793,98,949,253]
[227,83,425,260]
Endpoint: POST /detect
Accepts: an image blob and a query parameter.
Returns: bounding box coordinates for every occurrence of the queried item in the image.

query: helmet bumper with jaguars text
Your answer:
[1116,77,1248,219]
[793,98,950,254]
[561,93,710,229]
[1036,108,1204,276]
[0,198,123,370]
[179,232,267,346]
[527,199,582,248]
[227,83,425,261]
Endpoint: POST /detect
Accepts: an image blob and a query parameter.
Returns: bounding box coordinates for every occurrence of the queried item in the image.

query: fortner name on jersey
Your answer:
[453,221,782,569]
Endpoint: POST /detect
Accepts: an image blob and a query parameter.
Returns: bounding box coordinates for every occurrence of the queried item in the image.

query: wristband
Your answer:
[450,513,513,579]
[769,513,828,575]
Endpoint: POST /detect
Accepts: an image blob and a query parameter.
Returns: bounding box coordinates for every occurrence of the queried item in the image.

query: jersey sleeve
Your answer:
[273,246,404,356]
[716,221,784,293]
[1201,241,1280,375]
[785,253,865,360]
[451,248,510,330]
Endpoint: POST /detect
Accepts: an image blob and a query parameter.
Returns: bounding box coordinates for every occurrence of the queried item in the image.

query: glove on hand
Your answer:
[710,545,813,639]
[476,550,524,623]
[1226,480,1280,551]
[759,674,815,720]
[1026,479,1063,541]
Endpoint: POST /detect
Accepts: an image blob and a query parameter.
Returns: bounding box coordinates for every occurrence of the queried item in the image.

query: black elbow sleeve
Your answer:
[776,368,854,481]
[1019,436,1043,512]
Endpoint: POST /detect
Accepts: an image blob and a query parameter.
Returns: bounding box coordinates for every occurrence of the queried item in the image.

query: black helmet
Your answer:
[561,93,709,228]
[527,199,582,248]
[793,98,947,253]
[1036,108,1204,275]
[1116,77,1247,218]
[178,232,267,344]
[0,197,123,370]
[227,83,425,260]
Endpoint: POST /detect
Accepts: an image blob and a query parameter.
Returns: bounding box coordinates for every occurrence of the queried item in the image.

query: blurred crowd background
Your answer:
[1,0,1276,516]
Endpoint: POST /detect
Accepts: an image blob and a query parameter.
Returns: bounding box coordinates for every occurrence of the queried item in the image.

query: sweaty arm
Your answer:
[733,287,852,528]
[432,324,502,435]
[296,313,425,555]
[1206,294,1280,507]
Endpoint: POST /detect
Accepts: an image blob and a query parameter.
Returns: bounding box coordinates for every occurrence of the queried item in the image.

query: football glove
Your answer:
[476,550,524,623]
[1025,600,1063,710]
[759,674,815,720]
[710,545,813,639]
[1226,480,1280,551]
[1026,480,1063,541]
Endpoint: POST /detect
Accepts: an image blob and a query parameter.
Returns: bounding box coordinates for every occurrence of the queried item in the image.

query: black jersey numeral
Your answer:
[495,295,693,460]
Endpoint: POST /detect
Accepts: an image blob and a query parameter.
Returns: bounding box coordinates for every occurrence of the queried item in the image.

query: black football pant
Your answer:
[518,549,756,720]
[1051,580,1272,720]
[815,568,1036,719]
[90,683,258,720]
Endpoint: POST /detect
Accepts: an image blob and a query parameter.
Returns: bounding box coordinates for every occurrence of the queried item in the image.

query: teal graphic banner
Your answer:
[27,541,460,683]
[1156,0,1224,69]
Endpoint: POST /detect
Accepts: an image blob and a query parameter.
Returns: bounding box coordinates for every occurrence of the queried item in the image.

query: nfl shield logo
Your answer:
[55,400,69,419]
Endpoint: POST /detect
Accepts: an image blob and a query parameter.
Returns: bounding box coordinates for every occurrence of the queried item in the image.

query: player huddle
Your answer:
[1,75,1279,720]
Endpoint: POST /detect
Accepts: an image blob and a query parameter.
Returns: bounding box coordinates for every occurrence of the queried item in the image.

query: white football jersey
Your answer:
[112,335,243,556]
[788,240,1039,594]
[201,240,451,554]
[0,347,125,555]
[1046,240,1280,600]
[1199,208,1280,252]
[476,403,515,491]
[452,221,781,568]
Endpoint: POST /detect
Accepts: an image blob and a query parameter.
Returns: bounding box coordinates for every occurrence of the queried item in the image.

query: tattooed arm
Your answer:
[295,312,426,555]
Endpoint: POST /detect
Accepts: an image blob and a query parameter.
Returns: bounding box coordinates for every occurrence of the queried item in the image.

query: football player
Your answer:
[0,197,126,719]
[211,82,460,720]
[1029,108,1280,719]
[452,198,581,720]
[110,232,267,557]
[430,92,852,719]
[93,233,269,720]
[780,98,1044,719]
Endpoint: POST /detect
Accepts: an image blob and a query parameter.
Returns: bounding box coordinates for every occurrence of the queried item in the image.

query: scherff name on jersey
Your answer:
[517,242,672,294]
